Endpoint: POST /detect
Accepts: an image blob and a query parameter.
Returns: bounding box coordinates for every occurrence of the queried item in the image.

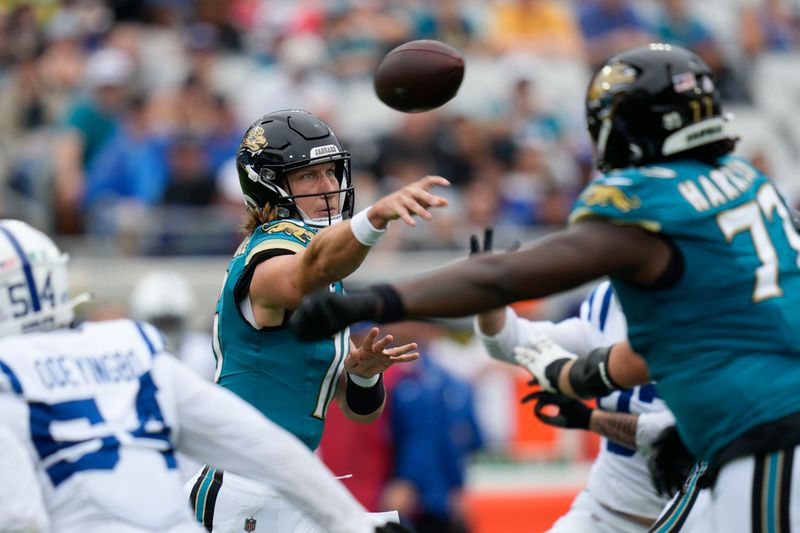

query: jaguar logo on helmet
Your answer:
[587,63,637,102]
[242,126,267,153]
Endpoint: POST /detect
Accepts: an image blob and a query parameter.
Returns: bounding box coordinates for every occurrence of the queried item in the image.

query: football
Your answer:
[373,40,465,113]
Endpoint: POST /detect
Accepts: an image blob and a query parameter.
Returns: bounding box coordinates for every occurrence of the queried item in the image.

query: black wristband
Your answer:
[568,345,620,399]
[370,284,406,323]
[345,373,386,415]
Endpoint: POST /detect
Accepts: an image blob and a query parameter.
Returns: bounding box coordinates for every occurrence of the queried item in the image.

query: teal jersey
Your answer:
[213,219,349,450]
[570,155,800,461]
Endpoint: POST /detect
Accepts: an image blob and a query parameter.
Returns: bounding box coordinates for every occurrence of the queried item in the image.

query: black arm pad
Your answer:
[345,373,386,415]
[568,345,621,399]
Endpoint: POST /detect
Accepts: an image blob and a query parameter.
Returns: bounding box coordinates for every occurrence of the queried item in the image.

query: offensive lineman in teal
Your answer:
[290,45,800,531]
[186,110,449,532]
[567,155,800,464]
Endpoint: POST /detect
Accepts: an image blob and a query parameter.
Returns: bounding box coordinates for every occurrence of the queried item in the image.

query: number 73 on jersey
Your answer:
[717,182,800,302]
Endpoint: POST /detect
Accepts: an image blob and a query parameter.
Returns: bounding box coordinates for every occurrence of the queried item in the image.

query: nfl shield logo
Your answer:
[244,517,257,531]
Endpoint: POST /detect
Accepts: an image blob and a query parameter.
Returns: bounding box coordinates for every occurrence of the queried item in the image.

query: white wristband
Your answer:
[350,207,386,246]
[347,372,381,387]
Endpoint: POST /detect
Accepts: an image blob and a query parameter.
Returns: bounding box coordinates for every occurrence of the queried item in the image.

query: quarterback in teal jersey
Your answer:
[291,45,800,531]
[186,109,448,532]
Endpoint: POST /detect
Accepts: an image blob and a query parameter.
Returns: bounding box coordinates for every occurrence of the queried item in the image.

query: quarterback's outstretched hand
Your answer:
[346,327,418,378]
[513,335,578,393]
[370,175,450,228]
[290,290,381,341]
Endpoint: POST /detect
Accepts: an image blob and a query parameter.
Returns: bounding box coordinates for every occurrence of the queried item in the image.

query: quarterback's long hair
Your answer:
[241,203,278,235]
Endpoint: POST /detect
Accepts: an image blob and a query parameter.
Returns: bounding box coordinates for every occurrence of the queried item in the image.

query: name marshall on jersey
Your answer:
[32,350,140,389]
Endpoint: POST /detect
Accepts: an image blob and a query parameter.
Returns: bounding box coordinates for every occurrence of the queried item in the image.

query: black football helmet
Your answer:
[236,109,354,227]
[586,43,732,171]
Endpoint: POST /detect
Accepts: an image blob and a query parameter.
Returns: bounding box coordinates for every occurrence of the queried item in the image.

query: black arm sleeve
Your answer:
[568,346,622,399]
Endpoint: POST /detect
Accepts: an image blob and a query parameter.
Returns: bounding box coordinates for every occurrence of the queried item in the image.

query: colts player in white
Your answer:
[476,280,680,532]
[0,220,398,533]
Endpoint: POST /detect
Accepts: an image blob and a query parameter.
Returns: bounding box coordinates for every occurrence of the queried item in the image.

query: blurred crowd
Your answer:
[1,0,799,255]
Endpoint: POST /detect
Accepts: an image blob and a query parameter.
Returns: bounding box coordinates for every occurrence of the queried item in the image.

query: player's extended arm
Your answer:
[514,339,650,399]
[521,390,636,446]
[476,306,597,365]
[556,341,650,396]
[290,220,671,339]
[522,391,674,449]
[251,176,449,311]
[589,409,640,447]
[162,356,376,533]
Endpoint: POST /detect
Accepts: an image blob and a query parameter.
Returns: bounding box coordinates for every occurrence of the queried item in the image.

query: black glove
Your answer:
[469,227,520,257]
[647,424,695,497]
[521,389,593,430]
[470,227,494,256]
[290,290,381,341]
[374,523,415,533]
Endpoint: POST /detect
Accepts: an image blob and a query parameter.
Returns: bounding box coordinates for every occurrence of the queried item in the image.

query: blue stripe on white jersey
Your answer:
[586,286,598,322]
[135,322,157,355]
[598,284,613,332]
[0,224,40,312]
[0,359,22,393]
[581,280,615,333]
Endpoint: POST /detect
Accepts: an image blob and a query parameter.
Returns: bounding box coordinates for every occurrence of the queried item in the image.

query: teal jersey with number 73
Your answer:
[212,219,348,450]
[570,155,800,462]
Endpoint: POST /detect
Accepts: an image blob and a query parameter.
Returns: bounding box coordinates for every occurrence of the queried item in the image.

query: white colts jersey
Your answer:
[476,281,674,521]
[0,319,198,532]
[578,282,673,520]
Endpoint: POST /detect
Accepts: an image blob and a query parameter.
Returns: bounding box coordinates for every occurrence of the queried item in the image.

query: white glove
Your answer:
[513,335,578,392]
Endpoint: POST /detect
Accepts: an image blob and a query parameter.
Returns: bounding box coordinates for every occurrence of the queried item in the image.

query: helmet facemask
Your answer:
[273,158,355,228]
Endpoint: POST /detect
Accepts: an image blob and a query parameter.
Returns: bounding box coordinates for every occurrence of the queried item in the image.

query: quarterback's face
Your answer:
[285,162,340,219]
